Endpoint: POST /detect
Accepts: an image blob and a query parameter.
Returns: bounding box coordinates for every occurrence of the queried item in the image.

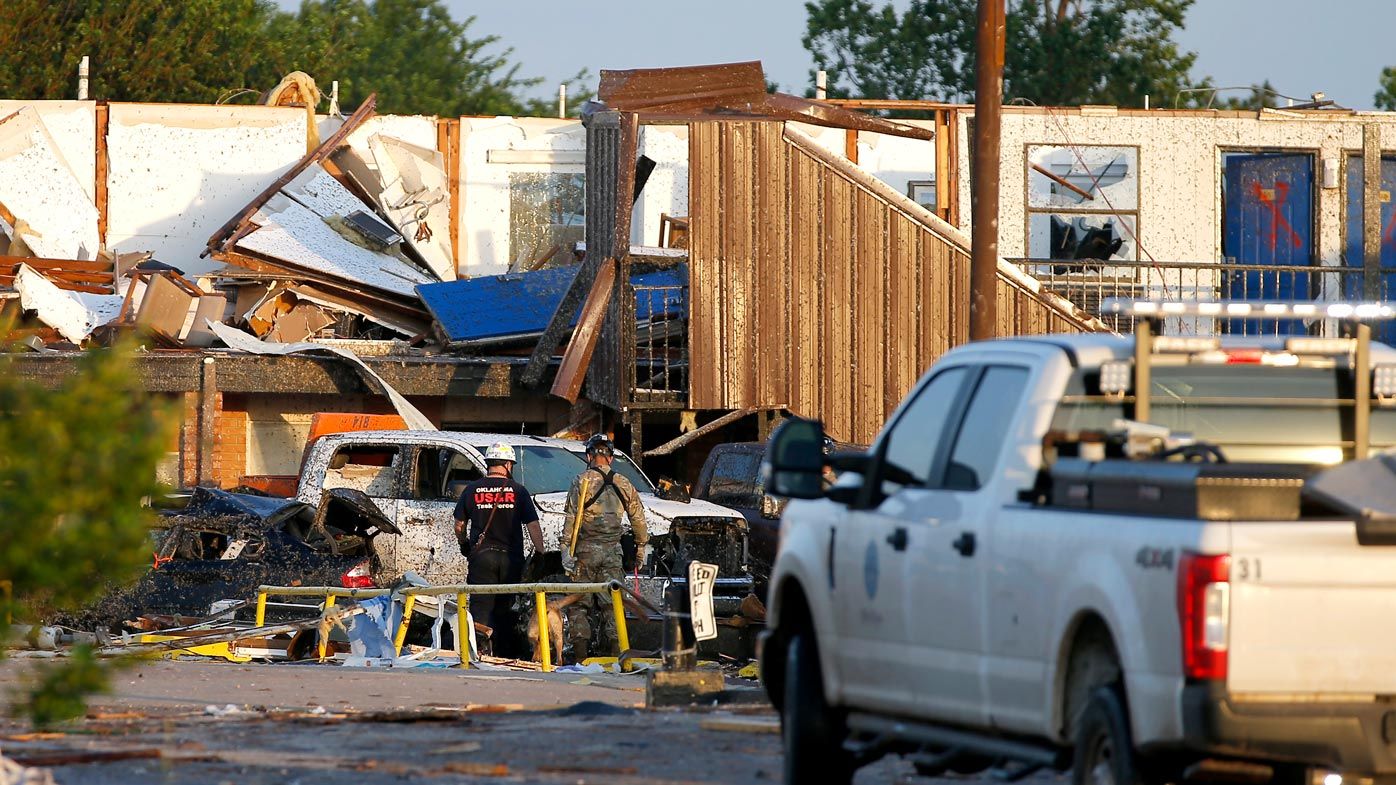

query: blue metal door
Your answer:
[1343,155,1396,341]
[1222,153,1314,334]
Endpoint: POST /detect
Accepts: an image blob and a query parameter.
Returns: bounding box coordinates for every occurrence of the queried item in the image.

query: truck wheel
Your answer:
[1073,685,1142,785]
[783,633,853,785]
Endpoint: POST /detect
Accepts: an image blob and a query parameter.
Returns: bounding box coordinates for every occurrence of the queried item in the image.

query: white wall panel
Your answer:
[106,104,306,274]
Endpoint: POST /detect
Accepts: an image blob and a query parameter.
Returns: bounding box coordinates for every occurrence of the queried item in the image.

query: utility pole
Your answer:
[970,0,1005,340]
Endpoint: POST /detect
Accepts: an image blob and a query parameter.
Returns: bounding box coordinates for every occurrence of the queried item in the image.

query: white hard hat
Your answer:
[484,442,516,463]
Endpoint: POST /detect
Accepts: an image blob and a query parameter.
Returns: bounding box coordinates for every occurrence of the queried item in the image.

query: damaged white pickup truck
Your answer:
[761,302,1396,785]
[297,431,753,608]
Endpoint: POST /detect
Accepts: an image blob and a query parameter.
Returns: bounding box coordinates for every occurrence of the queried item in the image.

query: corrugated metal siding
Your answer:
[688,120,1100,444]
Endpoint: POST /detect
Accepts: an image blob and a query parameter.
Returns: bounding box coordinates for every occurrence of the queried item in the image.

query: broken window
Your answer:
[702,450,763,508]
[1026,145,1139,265]
[508,172,585,271]
[412,447,482,501]
[325,445,401,498]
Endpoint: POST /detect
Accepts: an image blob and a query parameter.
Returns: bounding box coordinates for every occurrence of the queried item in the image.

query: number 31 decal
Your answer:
[1234,557,1262,581]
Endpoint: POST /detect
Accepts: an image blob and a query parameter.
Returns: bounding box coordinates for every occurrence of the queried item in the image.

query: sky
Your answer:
[275,1,1396,110]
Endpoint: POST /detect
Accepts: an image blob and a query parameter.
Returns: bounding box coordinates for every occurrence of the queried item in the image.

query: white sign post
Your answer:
[688,561,719,642]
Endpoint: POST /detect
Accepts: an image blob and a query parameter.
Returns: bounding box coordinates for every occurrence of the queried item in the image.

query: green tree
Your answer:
[1376,67,1396,111]
[0,0,286,104]
[0,0,568,116]
[0,341,174,726]
[273,0,551,116]
[804,0,1200,108]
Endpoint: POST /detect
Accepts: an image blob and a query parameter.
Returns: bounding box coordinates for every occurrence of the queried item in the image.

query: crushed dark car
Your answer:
[78,487,399,630]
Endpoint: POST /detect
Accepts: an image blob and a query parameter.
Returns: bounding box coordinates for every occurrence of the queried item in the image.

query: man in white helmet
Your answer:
[453,441,543,657]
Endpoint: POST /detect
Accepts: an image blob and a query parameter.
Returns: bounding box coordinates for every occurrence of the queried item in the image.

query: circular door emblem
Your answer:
[864,539,879,599]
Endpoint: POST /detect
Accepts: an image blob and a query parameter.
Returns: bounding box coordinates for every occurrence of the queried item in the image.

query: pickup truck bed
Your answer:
[761,325,1396,785]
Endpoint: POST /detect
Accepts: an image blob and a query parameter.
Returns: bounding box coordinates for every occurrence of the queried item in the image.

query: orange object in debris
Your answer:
[305,413,407,443]
[237,475,298,497]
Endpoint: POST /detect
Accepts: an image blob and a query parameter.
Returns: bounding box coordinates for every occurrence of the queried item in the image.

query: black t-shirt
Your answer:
[453,476,539,563]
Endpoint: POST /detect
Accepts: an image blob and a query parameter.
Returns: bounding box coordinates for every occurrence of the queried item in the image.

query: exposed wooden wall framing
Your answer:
[95,101,109,247]
[687,119,1101,444]
[436,117,462,273]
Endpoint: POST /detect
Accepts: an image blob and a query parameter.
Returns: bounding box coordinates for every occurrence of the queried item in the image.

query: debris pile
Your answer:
[0,92,455,352]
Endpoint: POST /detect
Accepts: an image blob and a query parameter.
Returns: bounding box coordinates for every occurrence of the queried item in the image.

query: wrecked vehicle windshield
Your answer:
[478,445,657,495]
[477,445,586,495]
[608,453,656,495]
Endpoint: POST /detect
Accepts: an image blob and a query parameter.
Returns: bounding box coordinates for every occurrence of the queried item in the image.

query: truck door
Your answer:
[398,445,485,585]
[833,365,973,714]
[903,365,1031,725]
[320,443,403,575]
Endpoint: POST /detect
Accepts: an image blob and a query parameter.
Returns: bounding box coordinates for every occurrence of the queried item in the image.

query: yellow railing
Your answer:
[254,580,630,672]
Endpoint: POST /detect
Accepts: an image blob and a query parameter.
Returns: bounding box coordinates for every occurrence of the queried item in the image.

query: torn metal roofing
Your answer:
[598,61,935,142]
[416,263,687,345]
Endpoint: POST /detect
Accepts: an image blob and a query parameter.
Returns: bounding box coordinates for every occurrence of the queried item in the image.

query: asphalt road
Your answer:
[0,658,1066,785]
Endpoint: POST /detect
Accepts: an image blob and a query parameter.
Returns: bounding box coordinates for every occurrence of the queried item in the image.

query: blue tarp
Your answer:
[416,263,687,344]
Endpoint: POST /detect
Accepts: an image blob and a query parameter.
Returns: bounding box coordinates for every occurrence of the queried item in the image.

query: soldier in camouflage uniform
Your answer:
[561,433,649,662]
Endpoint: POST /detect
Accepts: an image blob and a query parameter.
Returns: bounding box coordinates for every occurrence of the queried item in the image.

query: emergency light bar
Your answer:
[1101,299,1396,321]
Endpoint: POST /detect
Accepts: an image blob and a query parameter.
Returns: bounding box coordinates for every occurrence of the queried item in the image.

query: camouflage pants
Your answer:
[564,541,622,659]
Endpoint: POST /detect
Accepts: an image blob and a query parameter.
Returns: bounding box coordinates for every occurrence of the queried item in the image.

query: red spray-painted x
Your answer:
[1249,180,1303,251]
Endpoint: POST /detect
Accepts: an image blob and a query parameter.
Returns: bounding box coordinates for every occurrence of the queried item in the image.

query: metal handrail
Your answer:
[254,580,630,672]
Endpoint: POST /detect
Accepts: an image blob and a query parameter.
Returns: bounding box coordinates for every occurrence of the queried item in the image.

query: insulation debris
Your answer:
[14,263,121,343]
[368,133,455,281]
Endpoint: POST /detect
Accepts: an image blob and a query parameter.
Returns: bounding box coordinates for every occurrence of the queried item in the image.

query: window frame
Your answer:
[861,364,979,506]
[940,364,1032,492]
[411,445,483,502]
[326,443,407,499]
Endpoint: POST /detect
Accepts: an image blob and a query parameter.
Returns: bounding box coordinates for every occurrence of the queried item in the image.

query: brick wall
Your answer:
[213,401,247,488]
[179,392,198,488]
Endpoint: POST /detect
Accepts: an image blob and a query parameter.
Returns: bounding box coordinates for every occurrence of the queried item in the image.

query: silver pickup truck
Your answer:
[762,303,1396,785]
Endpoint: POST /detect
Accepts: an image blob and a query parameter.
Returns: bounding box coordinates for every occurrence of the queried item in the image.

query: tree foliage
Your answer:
[0,0,572,115]
[0,0,287,105]
[274,0,551,116]
[0,340,174,726]
[1376,67,1396,112]
[804,0,1200,108]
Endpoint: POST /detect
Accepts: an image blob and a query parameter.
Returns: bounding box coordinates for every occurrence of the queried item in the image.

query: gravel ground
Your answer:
[0,658,1068,785]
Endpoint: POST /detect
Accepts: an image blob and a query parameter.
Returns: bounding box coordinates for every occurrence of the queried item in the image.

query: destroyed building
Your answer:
[4,65,1391,484]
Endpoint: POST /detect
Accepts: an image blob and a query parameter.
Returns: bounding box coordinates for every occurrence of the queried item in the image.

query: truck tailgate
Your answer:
[1228,520,1396,695]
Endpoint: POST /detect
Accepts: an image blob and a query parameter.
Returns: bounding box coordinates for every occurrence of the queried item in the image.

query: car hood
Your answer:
[529,491,745,548]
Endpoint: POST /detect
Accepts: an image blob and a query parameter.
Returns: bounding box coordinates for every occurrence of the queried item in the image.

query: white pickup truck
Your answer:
[295,430,753,608]
[761,305,1396,785]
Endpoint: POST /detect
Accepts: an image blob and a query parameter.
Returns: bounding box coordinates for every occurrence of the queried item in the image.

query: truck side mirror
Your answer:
[762,418,827,500]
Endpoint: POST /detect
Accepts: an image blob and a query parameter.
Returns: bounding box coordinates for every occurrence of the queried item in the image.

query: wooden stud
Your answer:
[95,102,109,248]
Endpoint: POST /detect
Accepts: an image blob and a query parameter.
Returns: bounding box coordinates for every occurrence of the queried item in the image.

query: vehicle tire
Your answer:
[1073,685,1144,785]
[782,632,853,785]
